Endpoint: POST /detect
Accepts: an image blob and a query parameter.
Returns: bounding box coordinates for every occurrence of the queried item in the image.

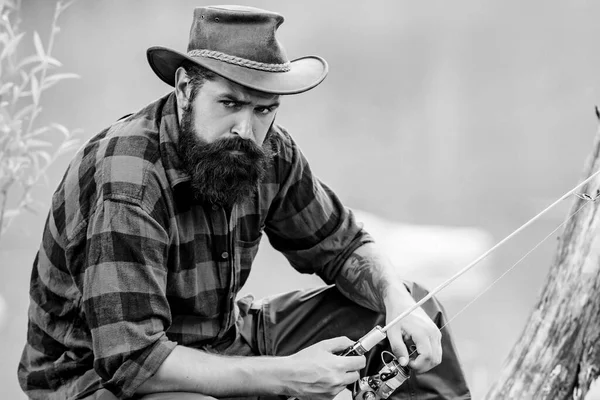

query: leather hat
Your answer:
[147,5,329,95]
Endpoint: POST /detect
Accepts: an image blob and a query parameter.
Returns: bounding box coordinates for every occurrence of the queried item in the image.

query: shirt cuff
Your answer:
[105,336,177,399]
[318,230,375,284]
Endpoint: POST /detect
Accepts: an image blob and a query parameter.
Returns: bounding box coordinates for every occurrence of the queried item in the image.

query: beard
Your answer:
[177,105,274,207]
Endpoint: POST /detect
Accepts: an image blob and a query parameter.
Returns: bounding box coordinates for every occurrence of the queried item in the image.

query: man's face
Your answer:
[176,72,280,207]
[185,74,280,146]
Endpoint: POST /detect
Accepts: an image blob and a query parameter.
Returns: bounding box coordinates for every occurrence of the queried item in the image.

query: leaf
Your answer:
[44,73,79,85]
[11,85,20,103]
[15,54,43,70]
[3,209,20,219]
[26,139,52,148]
[30,75,40,105]
[40,173,49,186]
[41,79,59,92]
[20,70,29,84]
[0,133,10,148]
[56,140,80,157]
[26,152,39,172]
[29,63,47,77]
[2,0,19,12]
[44,56,62,67]
[42,73,79,90]
[58,0,78,15]
[24,126,50,138]
[57,139,80,154]
[11,156,31,168]
[14,104,35,120]
[33,31,45,59]
[23,202,39,215]
[35,150,52,165]
[70,128,83,137]
[0,31,24,60]
[0,82,13,96]
[29,200,47,211]
[50,123,69,137]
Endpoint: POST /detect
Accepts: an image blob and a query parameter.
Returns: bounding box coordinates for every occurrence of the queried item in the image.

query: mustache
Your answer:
[208,136,264,154]
[187,134,275,164]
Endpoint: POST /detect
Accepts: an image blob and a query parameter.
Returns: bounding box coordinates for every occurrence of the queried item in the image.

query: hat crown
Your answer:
[187,5,288,65]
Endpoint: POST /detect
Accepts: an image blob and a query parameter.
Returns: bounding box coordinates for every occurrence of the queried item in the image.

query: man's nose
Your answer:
[231,110,254,141]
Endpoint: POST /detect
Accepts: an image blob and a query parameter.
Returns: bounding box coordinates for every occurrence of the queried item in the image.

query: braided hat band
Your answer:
[188,49,291,73]
[147,6,328,94]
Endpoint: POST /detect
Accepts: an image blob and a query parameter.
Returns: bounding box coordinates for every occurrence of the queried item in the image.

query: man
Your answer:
[18,5,471,400]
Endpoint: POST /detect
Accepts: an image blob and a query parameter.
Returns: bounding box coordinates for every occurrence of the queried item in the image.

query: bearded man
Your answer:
[18,5,471,400]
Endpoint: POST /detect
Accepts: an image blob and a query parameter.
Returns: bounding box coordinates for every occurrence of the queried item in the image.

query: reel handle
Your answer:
[287,326,390,400]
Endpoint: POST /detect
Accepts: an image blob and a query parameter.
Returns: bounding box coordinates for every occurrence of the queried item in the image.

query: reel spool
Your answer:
[353,351,410,400]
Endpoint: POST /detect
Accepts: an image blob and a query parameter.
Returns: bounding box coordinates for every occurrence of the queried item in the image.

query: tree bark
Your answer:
[485,118,600,399]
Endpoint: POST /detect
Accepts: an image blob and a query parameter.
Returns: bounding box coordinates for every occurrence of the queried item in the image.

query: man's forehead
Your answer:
[208,74,279,102]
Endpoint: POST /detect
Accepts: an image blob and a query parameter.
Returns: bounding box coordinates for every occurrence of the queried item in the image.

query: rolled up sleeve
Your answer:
[83,197,177,398]
[265,132,374,283]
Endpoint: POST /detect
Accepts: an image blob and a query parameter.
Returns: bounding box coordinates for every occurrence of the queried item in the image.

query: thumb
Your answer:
[389,336,409,367]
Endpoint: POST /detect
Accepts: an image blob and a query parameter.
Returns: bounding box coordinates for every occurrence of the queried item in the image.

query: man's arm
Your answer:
[334,242,410,313]
[88,194,364,399]
[136,337,365,399]
[334,242,443,371]
[136,346,285,396]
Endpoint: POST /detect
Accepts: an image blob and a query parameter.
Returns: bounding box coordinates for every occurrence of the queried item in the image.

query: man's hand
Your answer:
[282,337,366,400]
[385,295,442,373]
[334,243,443,374]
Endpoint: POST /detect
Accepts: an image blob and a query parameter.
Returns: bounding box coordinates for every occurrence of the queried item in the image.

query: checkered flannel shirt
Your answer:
[18,93,372,399]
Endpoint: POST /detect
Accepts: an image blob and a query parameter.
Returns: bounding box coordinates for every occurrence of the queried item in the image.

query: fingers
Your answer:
[389,335,409,366]
[317,337,366,371]
[431,331,443,364]
[343,371,361,386]
[408,335,432,371]
[341,354,366,372]
[407,329,442,372]
[320,336,355,353]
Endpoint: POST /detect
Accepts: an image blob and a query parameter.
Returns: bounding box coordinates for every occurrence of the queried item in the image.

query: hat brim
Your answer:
[147,46,328,95]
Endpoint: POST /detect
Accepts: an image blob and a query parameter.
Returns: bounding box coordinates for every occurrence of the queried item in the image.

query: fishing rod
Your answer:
[294,168,600,400]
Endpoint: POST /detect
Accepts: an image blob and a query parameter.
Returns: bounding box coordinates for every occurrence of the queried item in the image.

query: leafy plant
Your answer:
[0,0,80,242]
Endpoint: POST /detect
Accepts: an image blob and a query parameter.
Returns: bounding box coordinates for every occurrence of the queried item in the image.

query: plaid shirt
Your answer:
[18,93,371,399]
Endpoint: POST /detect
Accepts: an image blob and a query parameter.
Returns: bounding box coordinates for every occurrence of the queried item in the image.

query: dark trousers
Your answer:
[92,283,471,400]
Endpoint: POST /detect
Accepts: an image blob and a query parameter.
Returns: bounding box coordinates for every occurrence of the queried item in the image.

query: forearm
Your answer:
[136,345,292,397]
[334,242,414,313]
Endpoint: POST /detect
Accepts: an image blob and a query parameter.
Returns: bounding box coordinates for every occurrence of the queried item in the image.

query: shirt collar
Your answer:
[158,92,191,191]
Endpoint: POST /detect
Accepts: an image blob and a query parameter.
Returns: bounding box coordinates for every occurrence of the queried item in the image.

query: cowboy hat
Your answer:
[147,5,328,95]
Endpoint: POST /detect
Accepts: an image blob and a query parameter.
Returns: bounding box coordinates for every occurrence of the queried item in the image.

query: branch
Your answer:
[23,1,63,137]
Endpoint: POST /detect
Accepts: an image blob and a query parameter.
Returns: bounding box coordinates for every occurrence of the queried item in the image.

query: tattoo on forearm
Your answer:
[335,252,390,312]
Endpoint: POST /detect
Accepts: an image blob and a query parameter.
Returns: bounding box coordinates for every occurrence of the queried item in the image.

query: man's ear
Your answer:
[174,66,192,109]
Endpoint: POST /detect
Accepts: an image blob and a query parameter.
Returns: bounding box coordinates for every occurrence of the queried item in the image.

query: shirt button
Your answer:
[221,251,229,259]
[212,204,219,211]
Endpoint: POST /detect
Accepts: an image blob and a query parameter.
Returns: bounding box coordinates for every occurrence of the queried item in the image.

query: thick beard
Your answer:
[177,105,274,207]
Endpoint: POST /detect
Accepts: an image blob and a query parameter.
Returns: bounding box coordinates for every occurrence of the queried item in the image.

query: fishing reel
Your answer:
[288,327,414,400]
[352,351,410,400]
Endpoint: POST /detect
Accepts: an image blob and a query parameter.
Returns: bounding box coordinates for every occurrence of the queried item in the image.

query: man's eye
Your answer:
[256,107,272,115]
[222,101,240,108]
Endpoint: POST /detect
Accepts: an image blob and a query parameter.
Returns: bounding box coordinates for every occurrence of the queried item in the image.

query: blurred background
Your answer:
[2,0,600,398]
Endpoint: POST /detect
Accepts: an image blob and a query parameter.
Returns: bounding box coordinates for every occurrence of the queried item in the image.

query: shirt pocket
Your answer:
[236,233,262,289]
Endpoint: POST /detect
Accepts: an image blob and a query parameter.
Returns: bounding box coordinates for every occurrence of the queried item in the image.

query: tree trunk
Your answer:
[485,119,600,399]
